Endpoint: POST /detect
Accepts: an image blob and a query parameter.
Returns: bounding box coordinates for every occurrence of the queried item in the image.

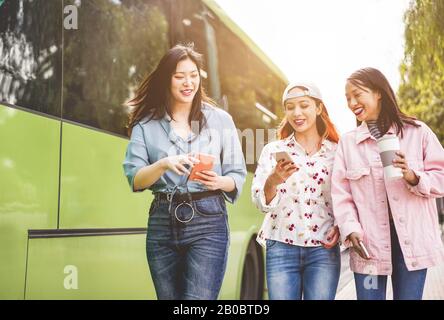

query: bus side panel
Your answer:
[220,174,264,299]
[59,123,150,229]
[0,105,60,299]
[25,235,154,299]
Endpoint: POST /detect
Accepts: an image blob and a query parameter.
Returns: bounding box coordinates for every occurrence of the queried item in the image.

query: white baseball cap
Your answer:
[282,81,323,105]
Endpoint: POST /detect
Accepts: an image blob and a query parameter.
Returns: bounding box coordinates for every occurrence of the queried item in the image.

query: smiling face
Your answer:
[170,58,200,106]
[345,80,382,122]
[284,87,321,135]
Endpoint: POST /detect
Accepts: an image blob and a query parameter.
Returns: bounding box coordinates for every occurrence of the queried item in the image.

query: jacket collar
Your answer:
[355,121,397,144]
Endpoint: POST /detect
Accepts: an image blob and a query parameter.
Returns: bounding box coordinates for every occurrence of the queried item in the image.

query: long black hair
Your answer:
[125,44,214,136]
[347,67,419,137]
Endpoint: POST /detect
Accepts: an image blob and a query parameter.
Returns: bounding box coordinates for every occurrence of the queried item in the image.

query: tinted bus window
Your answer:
[164,0,211,91]
[0,0,62,117]
[165,0,286,171]
[213,16,286,171]
[62,0,169,136]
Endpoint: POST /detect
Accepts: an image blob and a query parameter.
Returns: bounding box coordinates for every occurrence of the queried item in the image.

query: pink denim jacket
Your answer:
[332,121,444,275]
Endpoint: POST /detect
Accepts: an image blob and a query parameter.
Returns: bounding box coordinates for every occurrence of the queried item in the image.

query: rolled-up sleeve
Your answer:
[405,125,444,198]
[251,144,282,213]
[331,139,364,246]
[123,123,150,192]
[220,114,247,203]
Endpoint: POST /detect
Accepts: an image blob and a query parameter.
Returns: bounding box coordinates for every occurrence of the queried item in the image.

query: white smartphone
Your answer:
[273,151,293,163]
[358,240,371,259]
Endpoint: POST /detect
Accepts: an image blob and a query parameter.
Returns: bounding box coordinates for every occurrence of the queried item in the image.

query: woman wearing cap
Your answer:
[332,67,444,300]
[123,44,246,300]
[252,82,341,300]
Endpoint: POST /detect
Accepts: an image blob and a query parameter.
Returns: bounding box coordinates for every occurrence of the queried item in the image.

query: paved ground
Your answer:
[336,250,444,300]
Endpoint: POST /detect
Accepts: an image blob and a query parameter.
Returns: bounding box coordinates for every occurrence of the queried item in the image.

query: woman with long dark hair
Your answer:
[252,82,341,300]
[332,67,444,300]
[123,44,246,300]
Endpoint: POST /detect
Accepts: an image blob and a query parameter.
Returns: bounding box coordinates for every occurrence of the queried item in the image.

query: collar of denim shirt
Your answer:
[160,113,198,146]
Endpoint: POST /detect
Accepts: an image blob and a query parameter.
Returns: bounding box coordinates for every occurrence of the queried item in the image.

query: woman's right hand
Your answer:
[267,160,299,186]
[159,154,200,176]
[347,232,371,260]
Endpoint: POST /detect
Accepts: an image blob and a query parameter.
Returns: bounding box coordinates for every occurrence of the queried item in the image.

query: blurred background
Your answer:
[0,0,443,300]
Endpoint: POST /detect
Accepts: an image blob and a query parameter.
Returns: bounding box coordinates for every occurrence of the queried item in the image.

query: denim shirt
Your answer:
[123,104,247,203]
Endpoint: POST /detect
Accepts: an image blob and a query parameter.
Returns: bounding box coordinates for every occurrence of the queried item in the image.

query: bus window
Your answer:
[0,0,62,117]
[62,0,169,136]
[208,10,286,171]
[165,0,287,171]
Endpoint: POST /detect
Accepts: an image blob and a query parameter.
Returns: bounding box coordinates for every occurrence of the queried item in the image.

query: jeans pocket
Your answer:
[328,244,341,263]
[266,239,277,249]
[193,195,226,217]
[148,198,159,216]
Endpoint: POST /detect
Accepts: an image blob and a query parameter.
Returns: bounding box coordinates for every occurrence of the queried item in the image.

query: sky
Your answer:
[214,0,411,134]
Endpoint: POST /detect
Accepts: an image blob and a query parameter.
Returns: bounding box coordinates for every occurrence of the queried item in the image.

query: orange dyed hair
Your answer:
[277,97,340,143]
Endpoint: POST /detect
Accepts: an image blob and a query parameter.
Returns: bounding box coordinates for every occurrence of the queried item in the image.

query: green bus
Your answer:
[0,0,287,299]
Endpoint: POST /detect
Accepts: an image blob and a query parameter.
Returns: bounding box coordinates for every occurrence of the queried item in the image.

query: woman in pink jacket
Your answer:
[332,67,444,300]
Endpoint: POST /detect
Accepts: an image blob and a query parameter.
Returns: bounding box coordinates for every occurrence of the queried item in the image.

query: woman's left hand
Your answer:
[392,151,419,186]
[321,226,340,249]
[194,170,230,191]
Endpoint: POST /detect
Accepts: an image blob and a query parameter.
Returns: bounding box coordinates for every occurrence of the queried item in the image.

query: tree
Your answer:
[398,0,444,144]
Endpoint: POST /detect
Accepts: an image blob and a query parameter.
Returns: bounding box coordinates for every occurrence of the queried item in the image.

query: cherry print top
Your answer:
[252,133,337,247]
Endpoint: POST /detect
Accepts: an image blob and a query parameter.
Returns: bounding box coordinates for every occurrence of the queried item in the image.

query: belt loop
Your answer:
[167,186,179,217]
[186,184,193,204]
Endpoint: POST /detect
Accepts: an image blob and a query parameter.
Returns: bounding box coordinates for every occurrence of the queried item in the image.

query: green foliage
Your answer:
[398,0,444,144]
[63,0,169,135]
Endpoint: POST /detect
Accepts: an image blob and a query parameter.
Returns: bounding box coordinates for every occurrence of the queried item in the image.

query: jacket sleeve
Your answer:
[331,138,364,246]
[251,144,282,213]
[405,124,444,198]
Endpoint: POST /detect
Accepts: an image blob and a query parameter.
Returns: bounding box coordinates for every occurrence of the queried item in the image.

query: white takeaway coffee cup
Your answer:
[376,135,403,180]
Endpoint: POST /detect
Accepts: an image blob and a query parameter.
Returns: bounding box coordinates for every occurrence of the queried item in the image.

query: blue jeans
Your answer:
[146,194,229,300]
[354,222,427,300]
[266,240,341,300]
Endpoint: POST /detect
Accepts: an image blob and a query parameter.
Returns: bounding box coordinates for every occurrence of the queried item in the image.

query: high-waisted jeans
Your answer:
[266,240,341,300]
[146,194,229,300]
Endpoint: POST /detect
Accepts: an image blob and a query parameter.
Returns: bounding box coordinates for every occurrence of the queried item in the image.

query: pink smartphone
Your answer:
[188,153,216,181]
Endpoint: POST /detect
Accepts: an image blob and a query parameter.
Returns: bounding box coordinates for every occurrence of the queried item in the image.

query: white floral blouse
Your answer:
[252,133,337,247]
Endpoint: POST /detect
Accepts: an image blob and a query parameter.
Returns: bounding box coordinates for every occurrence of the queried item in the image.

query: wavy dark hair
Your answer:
[347,67,419,137]
[125,44,214,136]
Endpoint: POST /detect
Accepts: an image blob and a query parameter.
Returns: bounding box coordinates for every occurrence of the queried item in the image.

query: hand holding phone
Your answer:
[358,240,371,259]
[267,152,299,186]
[273,151,293,163]
[348,232,371,260]
[188,153,216,181]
